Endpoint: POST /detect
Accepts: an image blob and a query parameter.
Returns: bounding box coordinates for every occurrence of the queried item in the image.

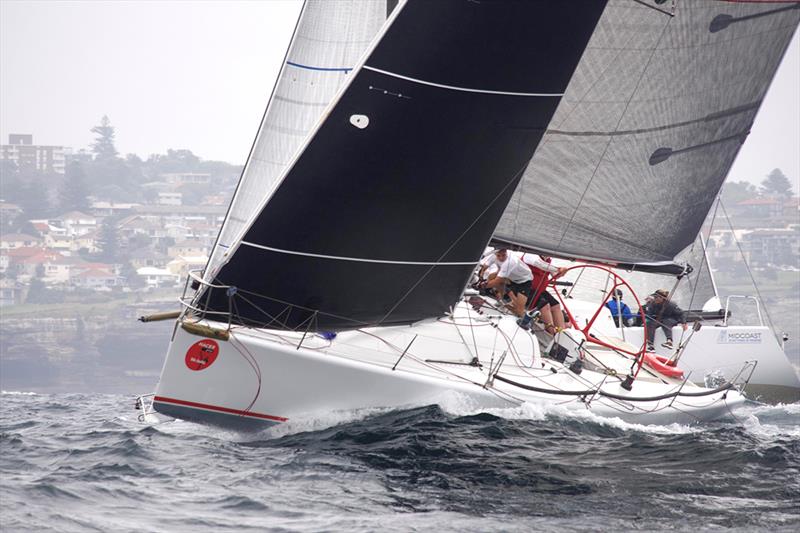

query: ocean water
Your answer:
[1,391,798,532]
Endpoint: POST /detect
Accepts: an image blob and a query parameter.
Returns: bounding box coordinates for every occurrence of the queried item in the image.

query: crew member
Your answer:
[482,248,532,317]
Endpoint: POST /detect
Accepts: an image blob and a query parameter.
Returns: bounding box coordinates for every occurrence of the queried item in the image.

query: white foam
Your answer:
[258,406,395,439]
[733,402,800,439]
[1,390,38,396]
[434,389,698,435]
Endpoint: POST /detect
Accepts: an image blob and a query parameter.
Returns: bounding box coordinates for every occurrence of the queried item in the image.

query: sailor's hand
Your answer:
[682,323,688,331]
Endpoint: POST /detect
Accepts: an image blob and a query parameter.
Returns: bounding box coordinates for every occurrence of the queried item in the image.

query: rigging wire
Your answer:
[718,198,778,335]
[675,195,723,346]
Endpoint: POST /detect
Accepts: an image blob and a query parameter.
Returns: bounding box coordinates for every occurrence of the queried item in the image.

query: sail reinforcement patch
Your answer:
[349,114,369,129]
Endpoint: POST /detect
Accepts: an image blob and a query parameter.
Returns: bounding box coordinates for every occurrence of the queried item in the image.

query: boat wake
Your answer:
[133,389,796,442]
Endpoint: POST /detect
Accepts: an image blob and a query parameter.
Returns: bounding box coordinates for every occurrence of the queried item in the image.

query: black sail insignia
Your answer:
[198,0,608,330]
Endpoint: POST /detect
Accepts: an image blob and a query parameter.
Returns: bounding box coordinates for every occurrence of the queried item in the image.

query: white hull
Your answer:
[152,303,748,429]
[542,298,799,403]
[611,325,799,403]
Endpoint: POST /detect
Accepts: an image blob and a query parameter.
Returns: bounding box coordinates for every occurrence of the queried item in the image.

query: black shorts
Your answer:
[532,290,558,310]
[507,281,532,299]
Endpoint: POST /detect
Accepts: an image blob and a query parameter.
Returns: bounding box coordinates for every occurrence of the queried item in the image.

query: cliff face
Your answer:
[1,304,175,394]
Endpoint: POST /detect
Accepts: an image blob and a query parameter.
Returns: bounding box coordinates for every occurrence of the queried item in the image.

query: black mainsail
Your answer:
[198,0,608,330]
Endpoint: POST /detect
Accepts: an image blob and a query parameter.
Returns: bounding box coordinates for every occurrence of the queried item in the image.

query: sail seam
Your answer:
[362,66,564,97]
[240,241,477,266]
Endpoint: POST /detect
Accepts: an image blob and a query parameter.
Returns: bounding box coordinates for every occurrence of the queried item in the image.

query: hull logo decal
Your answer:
[717,331,762,344]
[185,339,219,371]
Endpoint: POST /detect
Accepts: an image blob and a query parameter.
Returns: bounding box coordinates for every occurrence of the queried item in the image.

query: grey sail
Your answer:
[205,0,387,284]
[559,232,720,313]
[494,0,800,267]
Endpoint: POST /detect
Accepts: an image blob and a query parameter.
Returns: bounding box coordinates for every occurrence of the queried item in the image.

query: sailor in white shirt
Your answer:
[482,248,533,317]
[519,253,569,333]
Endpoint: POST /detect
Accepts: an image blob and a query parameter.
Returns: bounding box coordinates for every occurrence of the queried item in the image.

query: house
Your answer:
[157,192,182,206]
[89,201,140,217]
[74,262,120,276]
[160,172,211,186]
[43,255,87,284]
[71,268,122,290]
[129,247,170,270]
[166,255,208,279]
[133,205,226,228]
[6,247,60,277]
[43,233,73,254]
[165,223,192,241]
[0,233,42,250]
[784,197,800,219]
[743,227,800,267]
[51,211,98,237]
[0,278,25,307]
[733,197,784,219]
[0,202,23,224]
[200,194,228,206]
[118,215,170,246]
[136,266,180,288]
[72,230,100,254]
[185,222,219,241]
[167,240,208,259]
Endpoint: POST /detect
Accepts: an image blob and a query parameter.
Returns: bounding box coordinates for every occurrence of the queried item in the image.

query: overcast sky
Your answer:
[1,1,798,189]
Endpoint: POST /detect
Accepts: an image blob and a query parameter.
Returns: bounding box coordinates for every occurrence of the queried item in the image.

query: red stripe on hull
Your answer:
[154,395,288,422]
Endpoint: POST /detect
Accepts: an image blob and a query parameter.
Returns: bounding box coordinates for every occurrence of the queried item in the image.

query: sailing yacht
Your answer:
[139,0,800,428]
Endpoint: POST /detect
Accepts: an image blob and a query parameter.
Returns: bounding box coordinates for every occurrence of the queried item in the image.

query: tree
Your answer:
[120,261,146,289]
[760,168,793,198]
[91,115,118,161]
[15,179,51,220]
[26,265,48,304]
[0,159,17,185]
[146,149,200,174]
[721,180,758,205]
[59,161,91,213]
[96,217,121,262]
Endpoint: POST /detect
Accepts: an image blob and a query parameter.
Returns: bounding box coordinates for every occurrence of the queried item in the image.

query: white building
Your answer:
[157,192,183,206]
[0,134,65,174]
[136,266,180,288]
[51,211,98,237]
[161,172,211,186]
[167,255,208,279]
[72,268,123,290]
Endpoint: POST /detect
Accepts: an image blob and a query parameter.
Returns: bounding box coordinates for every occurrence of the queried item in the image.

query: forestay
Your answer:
[494,0,800,266]
[198,0,608,330]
